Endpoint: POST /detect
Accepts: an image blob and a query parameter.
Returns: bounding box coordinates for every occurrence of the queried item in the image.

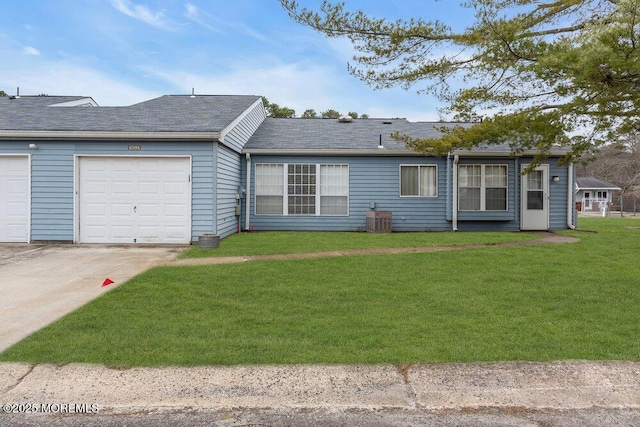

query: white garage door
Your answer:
[78,157,191,244]
[0,156,30,243]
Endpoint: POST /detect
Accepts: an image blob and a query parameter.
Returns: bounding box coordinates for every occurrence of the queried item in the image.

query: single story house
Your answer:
[0,94,576,244]
[575,177,621,213]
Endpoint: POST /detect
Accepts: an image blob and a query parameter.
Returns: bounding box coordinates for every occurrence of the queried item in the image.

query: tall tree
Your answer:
[302,108,318,118]
[580,133,640,196]
[262,97,296,118]
[321,108,341,118]
[281,0,640,164]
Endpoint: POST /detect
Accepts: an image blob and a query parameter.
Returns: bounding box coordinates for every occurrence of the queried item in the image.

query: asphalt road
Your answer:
[2,407,640,426]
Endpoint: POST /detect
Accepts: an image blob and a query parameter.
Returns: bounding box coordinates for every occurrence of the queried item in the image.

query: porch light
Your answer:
[28,143,38,149]
[552,176,560,182]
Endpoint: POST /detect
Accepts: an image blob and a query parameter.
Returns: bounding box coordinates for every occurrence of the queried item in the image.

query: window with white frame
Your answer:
[400,165,437,197]
[255,163,284,214]
[255,163,349,216]
[458,164,507,211]
[319,164,349,215]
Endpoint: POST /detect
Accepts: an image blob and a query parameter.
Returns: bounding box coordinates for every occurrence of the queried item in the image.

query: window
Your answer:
[596,191,607,199]
[320,164,349,215]
[458,165,507,211]
[288,164,316,215]
[255,163,349,216]
[255,164,284,214]
[400,165,437,197]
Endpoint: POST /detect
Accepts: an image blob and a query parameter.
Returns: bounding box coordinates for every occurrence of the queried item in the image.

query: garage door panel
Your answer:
[138,181,160,196]
[137,204,159,217]
[79,157,191,244]
[1,156,30,243]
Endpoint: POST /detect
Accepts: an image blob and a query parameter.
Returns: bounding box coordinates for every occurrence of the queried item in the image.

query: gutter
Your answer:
[0,130,221,141]
[452,154,459,231]
[245,153,251,231]
[242,148,572,157]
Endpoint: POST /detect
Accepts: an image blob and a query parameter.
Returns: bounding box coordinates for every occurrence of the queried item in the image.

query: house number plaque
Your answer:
[128,145,142,151]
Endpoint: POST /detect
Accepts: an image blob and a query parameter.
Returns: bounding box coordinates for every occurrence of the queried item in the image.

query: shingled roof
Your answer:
[244,117,478,154]
[0,95,262,133]
[575,177,621,190]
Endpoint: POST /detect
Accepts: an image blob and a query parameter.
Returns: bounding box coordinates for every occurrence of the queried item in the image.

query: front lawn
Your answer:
[179,230,536,258]
[1,217,639,366]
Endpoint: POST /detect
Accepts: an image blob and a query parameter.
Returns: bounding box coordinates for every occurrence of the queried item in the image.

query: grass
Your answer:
[180,230,537,258]
[1,217,639,366]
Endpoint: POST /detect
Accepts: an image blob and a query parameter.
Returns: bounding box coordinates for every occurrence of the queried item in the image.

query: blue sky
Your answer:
[0,1,471,121]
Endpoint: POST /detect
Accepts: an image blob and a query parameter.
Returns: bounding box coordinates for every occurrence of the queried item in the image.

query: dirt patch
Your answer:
[173,232,580,266]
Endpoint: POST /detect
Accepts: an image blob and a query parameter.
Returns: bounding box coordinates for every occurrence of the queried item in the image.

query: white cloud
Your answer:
[23,46,40,56]
[109,0,174,31]
[183,2,221,33]
[0,62,159,106]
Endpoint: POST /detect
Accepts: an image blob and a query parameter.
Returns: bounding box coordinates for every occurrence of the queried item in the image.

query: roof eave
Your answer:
[243,148,571,157]
[0,130,221,141]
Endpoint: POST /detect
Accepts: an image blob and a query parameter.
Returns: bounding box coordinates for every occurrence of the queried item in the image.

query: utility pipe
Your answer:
[567,162,576,229]
[245,153,251,231]
[452,154,459,231]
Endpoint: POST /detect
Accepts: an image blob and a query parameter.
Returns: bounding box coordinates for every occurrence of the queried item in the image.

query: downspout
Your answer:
[245,153,251,231]
[446,153,451,222]
[567,162,576,229]
[452,154,459,231]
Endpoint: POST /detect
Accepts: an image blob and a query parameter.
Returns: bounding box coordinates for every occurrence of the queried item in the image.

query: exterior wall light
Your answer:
[28,143,38,149]
[552,176,560,182]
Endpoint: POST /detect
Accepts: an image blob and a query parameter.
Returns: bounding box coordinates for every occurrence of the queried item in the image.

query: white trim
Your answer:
[398,164,439,198]
[254,162,350,217]
[49,97,98,107]
[245,153,251,230]
[0,131,220,141]
[452,155,459,231]
[520,164,550,230]
[457,164,509,212]
[220,98,265,144]
[243,148,570,157]
[74,154,193,244]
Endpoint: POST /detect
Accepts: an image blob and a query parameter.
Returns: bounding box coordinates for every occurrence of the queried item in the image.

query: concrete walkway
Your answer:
[1,361,638,415]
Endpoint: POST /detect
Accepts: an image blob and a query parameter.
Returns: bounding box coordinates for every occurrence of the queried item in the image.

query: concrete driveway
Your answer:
[0,244,185,351]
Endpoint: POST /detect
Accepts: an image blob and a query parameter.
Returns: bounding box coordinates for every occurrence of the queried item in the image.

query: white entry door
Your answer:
[0,156,29,242]
[521,164,549,230]
[78,157,191,244]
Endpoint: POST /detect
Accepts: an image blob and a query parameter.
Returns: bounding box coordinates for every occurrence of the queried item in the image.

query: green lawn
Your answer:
[1,217,639,366]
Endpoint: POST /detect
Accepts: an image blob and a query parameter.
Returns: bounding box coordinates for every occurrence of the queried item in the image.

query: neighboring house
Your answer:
[575,177,621,214]
[0,94,576,244]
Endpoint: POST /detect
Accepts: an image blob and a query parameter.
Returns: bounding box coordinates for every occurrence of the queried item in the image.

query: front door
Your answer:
[521,164,549,230]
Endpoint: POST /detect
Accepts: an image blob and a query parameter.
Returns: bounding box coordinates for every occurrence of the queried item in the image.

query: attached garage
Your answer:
[76,156,192,244]
[0,155,30,243]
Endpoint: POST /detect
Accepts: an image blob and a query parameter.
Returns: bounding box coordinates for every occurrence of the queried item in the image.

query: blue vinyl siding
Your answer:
[221,101,266,153]
[248,155,450,232]
[216,144,241,238]
[31,143,75,240]
[548,159,572,230]
[1,140,216,242]
[247,155,573,232]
